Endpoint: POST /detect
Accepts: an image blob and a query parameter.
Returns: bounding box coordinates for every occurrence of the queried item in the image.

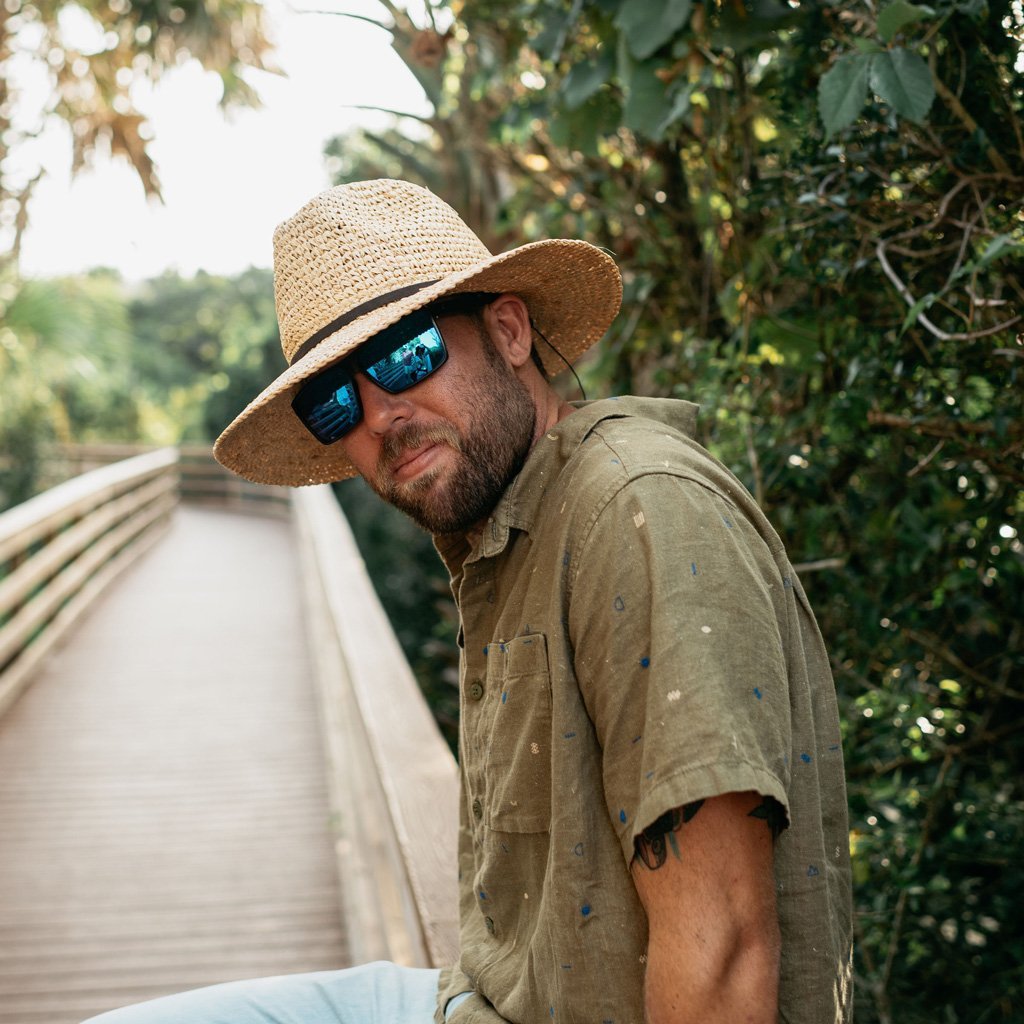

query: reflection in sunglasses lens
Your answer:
[305,380,359,442]
[366,326,446,393]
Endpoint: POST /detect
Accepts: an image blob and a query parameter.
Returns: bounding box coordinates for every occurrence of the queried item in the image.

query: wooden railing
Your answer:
[178,445,292,514]
[49,442,291,516]
[292,485,460,969]
[0,449,179,719]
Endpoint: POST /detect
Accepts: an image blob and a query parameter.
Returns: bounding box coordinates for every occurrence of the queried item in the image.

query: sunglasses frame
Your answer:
[291,292,498,445]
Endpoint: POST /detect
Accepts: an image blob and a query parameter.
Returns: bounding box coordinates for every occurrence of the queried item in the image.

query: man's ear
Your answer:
[483,294,534,369]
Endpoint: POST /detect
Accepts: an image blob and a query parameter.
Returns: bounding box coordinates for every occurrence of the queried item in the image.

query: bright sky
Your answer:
[18,0,429,281]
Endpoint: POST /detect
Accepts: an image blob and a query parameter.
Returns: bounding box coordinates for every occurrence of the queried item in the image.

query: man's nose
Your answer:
[355,374,414,435]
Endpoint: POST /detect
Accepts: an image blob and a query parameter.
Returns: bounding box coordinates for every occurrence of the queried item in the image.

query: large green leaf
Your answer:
[615,0,692,60]
[870,47,935,123]
[532,7,573,61]
[818,53,872,136]
[877,0,935,43]
[622,58,672,138]
[548,92,621,156]
[654,83,692,137]
[561,51,615,111]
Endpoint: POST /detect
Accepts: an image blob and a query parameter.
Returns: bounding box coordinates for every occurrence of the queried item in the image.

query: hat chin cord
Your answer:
[531,321,587,401]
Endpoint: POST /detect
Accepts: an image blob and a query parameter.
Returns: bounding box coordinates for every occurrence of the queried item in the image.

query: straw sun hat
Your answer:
[213,178,623,486]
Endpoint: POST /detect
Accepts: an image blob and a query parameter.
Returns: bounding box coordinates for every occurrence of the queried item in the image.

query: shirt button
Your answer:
[468,680,484,701]
[484,916,495,934]
[472,798,483,821]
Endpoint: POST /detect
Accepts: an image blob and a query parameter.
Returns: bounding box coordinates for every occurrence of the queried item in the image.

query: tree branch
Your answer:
[866,410,1022,440]
[793,557,846,574]
[291,5,393,32]
[901,627,1024,702]
[875,240,1022,342]
[849,716,1024,778]
[906,439,944,478]
[342,103,434,125]
[5,169,43,272]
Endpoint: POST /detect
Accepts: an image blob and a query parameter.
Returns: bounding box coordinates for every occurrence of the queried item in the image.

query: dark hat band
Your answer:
[288,279,440,366]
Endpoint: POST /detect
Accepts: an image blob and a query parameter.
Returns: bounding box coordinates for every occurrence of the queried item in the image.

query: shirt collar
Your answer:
[434,396,699,573]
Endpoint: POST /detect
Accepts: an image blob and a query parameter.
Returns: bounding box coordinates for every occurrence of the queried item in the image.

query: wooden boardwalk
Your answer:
[0,506,349,1023]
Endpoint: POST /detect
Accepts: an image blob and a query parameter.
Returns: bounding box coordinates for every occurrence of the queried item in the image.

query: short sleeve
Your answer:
[568,471,793,865]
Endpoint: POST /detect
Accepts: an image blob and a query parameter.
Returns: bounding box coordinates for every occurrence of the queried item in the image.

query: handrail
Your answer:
[46,442,291,515]
[292,485,460,969]
[177,445,291,514]
[0,448,179,718]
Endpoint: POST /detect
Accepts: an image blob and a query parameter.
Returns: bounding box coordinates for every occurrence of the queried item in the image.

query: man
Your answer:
[87,179,852,1023]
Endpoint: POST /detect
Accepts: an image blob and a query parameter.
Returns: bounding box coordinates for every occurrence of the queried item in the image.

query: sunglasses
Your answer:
[291,294,496,445]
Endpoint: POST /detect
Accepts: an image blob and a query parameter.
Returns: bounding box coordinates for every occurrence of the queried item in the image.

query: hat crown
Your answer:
[273,179,492,364]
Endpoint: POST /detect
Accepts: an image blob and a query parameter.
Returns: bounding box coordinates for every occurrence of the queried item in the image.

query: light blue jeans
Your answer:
[81,961,473,1024]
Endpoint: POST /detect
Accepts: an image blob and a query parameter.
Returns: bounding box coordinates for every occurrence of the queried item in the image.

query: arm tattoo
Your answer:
[748,796,787,841]
[634,799,705,870]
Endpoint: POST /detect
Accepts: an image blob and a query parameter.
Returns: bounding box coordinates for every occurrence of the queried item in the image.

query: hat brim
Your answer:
[213,239,622,486]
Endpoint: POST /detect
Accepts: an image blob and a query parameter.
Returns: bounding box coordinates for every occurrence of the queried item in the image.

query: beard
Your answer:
[367,336,537,535]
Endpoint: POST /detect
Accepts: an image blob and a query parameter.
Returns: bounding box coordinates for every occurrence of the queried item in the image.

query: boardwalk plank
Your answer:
[0,506,349,1023]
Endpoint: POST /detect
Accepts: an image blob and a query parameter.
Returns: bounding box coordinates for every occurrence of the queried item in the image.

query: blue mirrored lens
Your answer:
[296,378,360,444]
[363,324,447,393]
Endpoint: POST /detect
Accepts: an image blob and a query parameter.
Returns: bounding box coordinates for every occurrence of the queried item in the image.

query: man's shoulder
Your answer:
[562,404,728,501]
[515,396,763,549]
[538,401,776,556]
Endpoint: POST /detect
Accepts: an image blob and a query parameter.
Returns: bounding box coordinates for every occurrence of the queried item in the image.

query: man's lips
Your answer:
[391,441,443,482]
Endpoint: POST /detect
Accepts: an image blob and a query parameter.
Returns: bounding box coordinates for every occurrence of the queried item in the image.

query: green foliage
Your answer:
[0,0,277,500]
[128,268,282,441]
[819,46,935,134]
[615,0,693,60]
[0,389,56,511]
[818,0,941,135]
[876,1,936,42]
[819,51,876,136]
[0,267,281,508]
[0,272,137,504]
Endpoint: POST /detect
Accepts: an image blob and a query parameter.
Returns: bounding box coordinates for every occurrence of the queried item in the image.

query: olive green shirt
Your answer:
[434,397,853,1024]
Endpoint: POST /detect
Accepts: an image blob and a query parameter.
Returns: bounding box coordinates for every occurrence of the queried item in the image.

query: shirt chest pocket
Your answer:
[483,633,552,834]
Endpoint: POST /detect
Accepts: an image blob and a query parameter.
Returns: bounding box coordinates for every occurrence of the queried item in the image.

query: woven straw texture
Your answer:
[214,179,622,486]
